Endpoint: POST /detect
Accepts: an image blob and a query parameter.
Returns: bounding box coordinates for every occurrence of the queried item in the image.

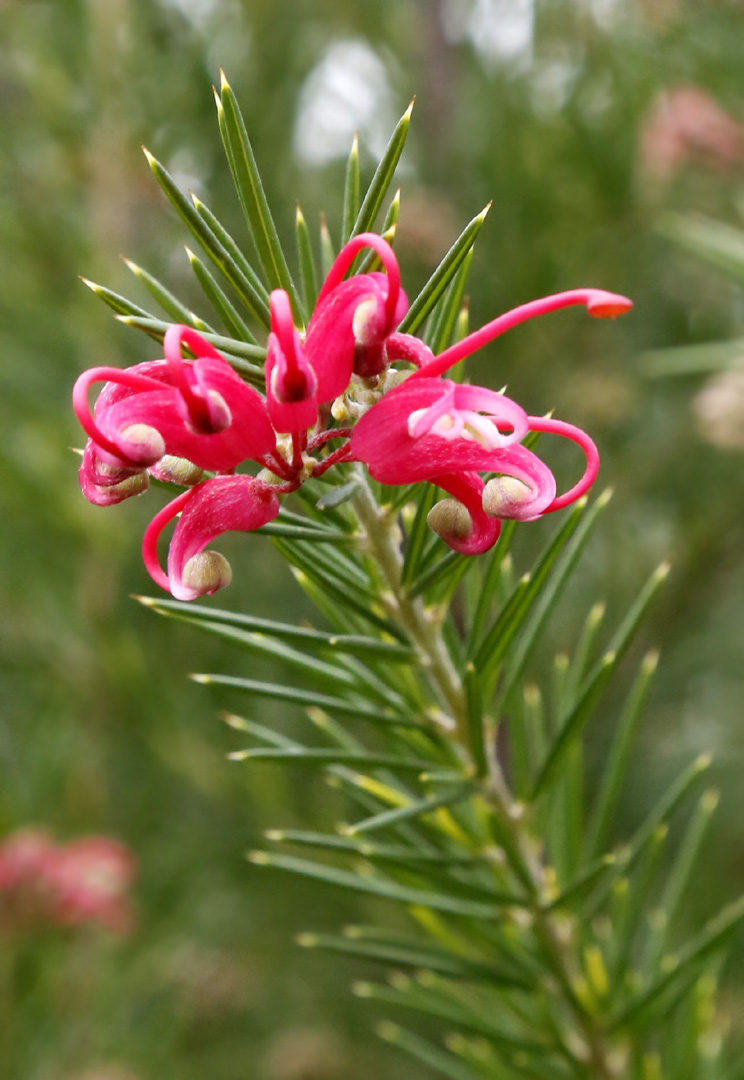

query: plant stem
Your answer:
[351,466,616,1079]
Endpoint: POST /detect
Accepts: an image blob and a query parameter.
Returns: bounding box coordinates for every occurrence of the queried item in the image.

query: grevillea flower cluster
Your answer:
[0,828,136,934]
[73,233,631,600]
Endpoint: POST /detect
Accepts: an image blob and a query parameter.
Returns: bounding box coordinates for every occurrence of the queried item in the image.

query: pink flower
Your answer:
[0,829,136,934]
[74,231,631,595]
[43,837,136,934]
[349,289,628,554]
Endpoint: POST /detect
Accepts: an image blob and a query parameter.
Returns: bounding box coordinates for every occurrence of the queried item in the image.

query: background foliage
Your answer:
[2,0,744,1076]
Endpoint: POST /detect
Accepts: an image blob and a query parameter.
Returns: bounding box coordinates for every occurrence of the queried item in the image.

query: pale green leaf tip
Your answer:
[295,203,305,224]
[219,67,229,92]
[701,789,720,813]
[264,829,284,841]
[221,712,244,729]
[477,201,493,221]
[185,246,197,263]
[597,487,614,506]
[226,751,247,761]
[352,981,373,997]
[131,594,157,607]
[695,752,713,771]
[247,849,269,865]
[142,146,157,167]
[212,84,223,113]
[295,932,316,947]
[656,559,672,580]
[603,650,616,666]
[80,277,100,293]
[643,649,660,673]
[377,1021,401,1042]
[189,673,211,684]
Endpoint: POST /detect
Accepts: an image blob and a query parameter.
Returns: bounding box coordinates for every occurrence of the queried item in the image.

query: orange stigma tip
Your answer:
[587,293,633,319]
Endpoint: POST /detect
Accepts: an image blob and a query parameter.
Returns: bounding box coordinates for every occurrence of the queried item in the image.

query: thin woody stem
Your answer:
[350,467,469,743]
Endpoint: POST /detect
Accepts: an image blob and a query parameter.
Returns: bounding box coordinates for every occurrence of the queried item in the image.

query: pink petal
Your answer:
[304,274,391,401]
[265,290,319,433]
[528,415,599,512]
[351,377,529,483]
[99,362,275,472]
[143,477,280,601]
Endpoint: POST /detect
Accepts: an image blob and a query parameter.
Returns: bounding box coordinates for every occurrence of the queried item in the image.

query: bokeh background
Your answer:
[2,0,744,1076]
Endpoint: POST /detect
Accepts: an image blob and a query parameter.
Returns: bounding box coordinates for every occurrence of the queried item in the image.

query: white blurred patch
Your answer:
[294,40,395,165]
[443,0,534,70]
[159,0,220,31]
[583,0,625,30]
[530,56,580,117]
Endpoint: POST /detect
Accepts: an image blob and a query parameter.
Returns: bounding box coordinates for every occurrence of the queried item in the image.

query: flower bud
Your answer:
[118,423,165,465]
[482,476,534,520]
[150,455,205,487]
[181,551,233,596]
[427,498,473,542]
[81,469,149,506]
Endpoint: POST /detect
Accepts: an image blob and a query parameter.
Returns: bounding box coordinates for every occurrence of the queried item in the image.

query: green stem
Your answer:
[351,468,469,746]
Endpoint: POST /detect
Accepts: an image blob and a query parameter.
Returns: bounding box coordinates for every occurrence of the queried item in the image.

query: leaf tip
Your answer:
[295,932,316,947]
[701,788,720,814]
[247,849,269,865]
[643,649,660,674]
[264,829,284,841]
[352,981,373,997]
[189,673,211,684]
[377,1020,401,1043]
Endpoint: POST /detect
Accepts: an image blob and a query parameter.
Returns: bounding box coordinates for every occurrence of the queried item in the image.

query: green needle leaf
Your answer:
[122,256,212,330]
[531,651,616,799]
[80,277,153,320]
[114,316,265,384]
[267,830,480,866]
[248,851,520,917]
[295,204,319,313]
[229,748,440,772]
[351,100,413,238]
[191,673,414,727]
[135,596,414,660]
[143,146,271,327]
[342,131,360,244]
[190,192,271,306]
[185,247,258,343]
[345,783,479,837]
[375,1023,486,1080]
[302,933,518,984]
[587,651,659,859]
[355,979,544,1045]
[610,895,744,1031]
[464,662,488,778]
[217,73,301,316]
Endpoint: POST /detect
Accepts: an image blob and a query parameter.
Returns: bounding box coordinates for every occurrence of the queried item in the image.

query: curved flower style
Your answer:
[73,229,631,598]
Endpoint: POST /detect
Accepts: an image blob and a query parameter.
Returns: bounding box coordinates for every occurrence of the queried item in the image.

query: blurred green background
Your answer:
[2,0,744,1076]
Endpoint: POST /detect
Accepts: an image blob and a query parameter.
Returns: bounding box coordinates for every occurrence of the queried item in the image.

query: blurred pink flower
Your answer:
[0,829,136,935]
[640,86,744,183]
